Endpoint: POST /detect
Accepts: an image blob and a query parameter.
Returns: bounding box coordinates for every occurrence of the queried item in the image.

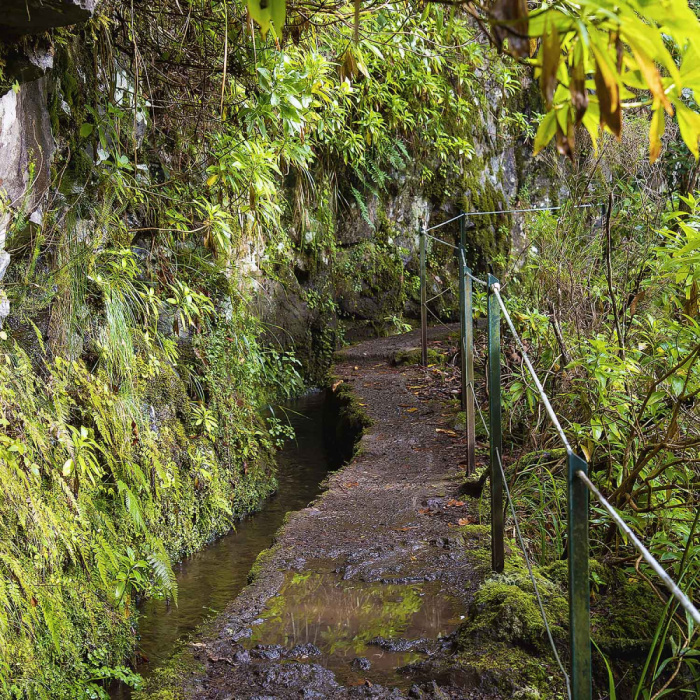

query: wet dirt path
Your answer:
[163,327,491,699]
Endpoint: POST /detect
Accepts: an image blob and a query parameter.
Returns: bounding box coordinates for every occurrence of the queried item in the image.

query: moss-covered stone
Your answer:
[248,543,281,584]
[133,644,202,700]
[391,347,445,366]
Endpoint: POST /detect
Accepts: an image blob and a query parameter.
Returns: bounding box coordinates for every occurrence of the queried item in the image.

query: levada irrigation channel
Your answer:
[110,390,345,699]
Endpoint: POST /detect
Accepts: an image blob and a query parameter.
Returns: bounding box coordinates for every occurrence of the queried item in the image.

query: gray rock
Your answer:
[0,0,96,37]
[3,44,55,84]
[289,643,322,658]
[0,253,10,282]
[351,656,371,671]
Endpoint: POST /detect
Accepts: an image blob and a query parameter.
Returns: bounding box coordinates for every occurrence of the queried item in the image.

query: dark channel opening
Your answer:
[110,388,357,698]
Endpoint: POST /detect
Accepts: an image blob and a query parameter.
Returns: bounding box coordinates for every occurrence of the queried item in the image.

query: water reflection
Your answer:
[111,390,335,698]
[247,571,463,687]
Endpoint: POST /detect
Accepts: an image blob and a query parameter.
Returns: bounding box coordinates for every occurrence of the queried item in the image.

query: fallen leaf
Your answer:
[436,428,458,437]
[332,380,344,391]
[446,499,465,507]
[458,517,477,526]
[406,407,418,413]
[343,481,359,488]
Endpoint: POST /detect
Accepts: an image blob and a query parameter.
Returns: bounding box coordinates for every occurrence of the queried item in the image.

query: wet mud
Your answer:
[142,327,509,699]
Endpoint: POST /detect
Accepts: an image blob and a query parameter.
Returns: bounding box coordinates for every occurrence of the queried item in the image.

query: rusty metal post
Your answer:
[464,260,476,476]
[459,249,467,411]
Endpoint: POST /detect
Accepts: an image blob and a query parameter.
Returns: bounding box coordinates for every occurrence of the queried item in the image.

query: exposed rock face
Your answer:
[0,0,95,37]
[0,78,55,320]
[0,0,95,325]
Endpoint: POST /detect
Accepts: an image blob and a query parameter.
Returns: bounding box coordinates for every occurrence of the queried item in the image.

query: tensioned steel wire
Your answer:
[491,285,572,452]
[487,282,700,626]
[425,304,454,332]
[424,232,488,287]
[470,383,490,438]
[424,202,600,233]
[426,287,455,304]
[577,471,700,625]
[426,232,459,249]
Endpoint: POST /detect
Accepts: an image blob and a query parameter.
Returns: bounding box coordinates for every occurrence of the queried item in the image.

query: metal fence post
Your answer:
[465,260,476,476]
[459,246,476,476]
[420,224,428,367]
[459,216,467,410]
[568,452,592,700]
[459,249,468,411]
[488,274,504,573]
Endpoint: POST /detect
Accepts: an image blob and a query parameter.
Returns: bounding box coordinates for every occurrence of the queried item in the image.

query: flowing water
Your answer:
[111,390,338,697]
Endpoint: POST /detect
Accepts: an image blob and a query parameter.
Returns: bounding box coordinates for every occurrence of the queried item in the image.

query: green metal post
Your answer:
[488,274,504,573]
[459,250,467,411]
[465,260,476,476]
[420,225,428,367]
[459,216,467,410]
[568,452,592,700]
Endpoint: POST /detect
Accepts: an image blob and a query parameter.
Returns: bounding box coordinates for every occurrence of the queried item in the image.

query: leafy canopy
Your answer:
[246,0,700,161]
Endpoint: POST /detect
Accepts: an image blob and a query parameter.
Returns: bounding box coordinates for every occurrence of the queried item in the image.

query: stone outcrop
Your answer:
[0,0,95,38]
[0,78,55,307]
[0,1,95,324]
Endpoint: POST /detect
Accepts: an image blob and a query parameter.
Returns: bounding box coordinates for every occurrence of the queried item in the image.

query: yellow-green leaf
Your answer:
[270,0,285,35]
[540,17,560,110]
[533,109,557,155]
[248,0,285,38]
[674,100,700,159]
[649,107,664,164]
[628,42,671,114]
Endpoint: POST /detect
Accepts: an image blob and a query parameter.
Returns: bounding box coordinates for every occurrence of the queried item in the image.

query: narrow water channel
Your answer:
[111,390,338,698]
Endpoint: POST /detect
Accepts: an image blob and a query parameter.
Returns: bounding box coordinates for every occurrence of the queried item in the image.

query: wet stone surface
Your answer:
[158,327,497,698]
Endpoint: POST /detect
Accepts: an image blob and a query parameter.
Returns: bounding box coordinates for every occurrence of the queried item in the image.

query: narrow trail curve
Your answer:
[171,327,497,699]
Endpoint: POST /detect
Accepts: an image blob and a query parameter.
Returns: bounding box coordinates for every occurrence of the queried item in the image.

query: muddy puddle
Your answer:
[245,570,464,689]
[111,390,340,698]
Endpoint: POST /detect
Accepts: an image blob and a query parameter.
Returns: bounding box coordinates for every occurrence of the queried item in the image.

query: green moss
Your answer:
[467,575,568,649]
[248,543,280,584]
[458,161,512,272]
[134,644,202,700]
[391,347,445,366]
[590,568,666,650]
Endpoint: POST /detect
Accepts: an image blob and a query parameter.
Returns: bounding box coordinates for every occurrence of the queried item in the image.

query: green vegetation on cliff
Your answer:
[2,0,700,697]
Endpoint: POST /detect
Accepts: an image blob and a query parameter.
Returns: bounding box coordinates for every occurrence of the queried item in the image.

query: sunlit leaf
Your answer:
[649,107,664,164]
[674,100,700,159]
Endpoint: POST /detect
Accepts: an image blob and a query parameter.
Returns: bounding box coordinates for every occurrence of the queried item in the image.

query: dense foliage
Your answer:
[0,0,524,697]
[494,129,700,696]
[3,0,700,696]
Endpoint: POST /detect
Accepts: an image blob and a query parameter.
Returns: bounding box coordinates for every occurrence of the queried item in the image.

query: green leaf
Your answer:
[248,0,285,38]
[674,100,700,159]
[533,110,557,154]
[270,0,285,35]
[80,123,94,138]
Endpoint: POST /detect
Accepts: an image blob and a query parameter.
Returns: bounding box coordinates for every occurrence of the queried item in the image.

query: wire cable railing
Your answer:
[416,206,700,700]
[577,471,700,626]
[424,202,600,233]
